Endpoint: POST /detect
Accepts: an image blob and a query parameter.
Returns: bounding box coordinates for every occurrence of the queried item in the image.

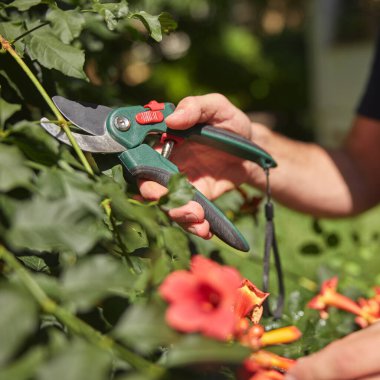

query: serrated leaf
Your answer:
[61,255,136,311]
[27,29,87,80]
[18,255,50,273]
[8,0,41,11]
[0,286,38,366]
[130,11,162,42]
[37,339,111,380]
[92,1,129,31]
[113,303,179,354]
[0,144,33,192]
[46,9,85,44]
[0,98,21,129]
[159,173,194,211]
[163,335,250,367]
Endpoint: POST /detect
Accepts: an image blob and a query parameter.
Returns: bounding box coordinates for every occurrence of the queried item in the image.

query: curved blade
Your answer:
[52,96,113,136]
[40,118,125,153]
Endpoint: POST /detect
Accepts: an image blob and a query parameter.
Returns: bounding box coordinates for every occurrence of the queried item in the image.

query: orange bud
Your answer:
[260,326,302,347]
[246,350,296,372]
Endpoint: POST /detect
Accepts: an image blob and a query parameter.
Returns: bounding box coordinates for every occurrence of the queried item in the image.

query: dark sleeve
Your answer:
[357,34,380,120]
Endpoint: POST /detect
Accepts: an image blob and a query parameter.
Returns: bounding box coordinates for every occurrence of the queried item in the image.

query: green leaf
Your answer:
[18,255,50,273]
[0,98,21,129]
[161,226,190,269]
[61,255,136,311]
[158,12,178,35]
[6,193,108,255]
[159,173,194,211]
[0,143,33,192]
[37,339,112,380]
[119,221,149,253]
[130,11,162,42]
[0,286,38,366]
[92,1,129,31]
[46,9,85,44]
[27,29,87,80]
[0,347,46,380]
[163,335,250,367]
[113,303,179,354]
[8,121,60,165]
[8,0,41,11]
[0,21,25,55]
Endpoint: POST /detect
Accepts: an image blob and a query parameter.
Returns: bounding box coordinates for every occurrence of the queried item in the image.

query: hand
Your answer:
[138,93,255,238]
[285,322,380,380]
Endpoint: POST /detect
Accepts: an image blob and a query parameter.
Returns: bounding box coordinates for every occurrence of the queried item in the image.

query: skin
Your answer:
[138,93,380,379]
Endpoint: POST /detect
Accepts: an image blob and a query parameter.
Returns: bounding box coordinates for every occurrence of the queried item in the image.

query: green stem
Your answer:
[0,34,94,176]
[0,246,166,379]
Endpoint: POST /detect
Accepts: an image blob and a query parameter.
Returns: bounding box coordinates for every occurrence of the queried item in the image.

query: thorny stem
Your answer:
[0,34,94,176]
[0,245,166,379]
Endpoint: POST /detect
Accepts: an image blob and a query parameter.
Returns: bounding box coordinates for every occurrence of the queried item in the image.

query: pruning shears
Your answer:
[40,97,277,252]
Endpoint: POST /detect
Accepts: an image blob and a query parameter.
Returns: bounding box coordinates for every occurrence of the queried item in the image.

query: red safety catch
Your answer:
[160,132,184,146]
[144,100,165,111]
[135,110,164,125]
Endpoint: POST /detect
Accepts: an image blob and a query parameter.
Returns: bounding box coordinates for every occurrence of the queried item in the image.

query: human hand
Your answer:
[285,322,380,380]
[138,93,255,239]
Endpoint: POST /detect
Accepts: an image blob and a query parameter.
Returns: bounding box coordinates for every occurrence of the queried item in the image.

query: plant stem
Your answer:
[0,245,166,379]
[0,34,94,176]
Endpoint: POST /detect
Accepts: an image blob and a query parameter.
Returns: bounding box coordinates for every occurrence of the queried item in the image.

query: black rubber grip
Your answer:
[129,165,249,252]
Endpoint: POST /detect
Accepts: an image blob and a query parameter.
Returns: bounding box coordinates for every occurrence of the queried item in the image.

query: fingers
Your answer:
[167,201,205,224]
[286,323,380,380]
[168,202,212,239]
[165,93,234,130]
[138,180,212,239]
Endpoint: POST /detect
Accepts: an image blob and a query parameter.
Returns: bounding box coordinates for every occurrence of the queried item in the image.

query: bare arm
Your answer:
[247,116,380,217]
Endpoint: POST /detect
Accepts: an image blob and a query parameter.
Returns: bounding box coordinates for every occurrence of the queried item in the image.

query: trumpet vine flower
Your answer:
[159,255,242,340]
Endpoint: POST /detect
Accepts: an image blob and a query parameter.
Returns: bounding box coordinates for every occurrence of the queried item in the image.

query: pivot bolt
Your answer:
[114,116,130,131]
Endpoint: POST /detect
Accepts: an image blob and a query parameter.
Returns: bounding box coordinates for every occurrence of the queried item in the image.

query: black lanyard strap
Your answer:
[262,168,285,319]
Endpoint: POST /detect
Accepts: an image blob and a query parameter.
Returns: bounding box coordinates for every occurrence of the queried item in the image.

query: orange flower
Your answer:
[159,255,242,340]
[235,279,269,324]
[308,277,363,319]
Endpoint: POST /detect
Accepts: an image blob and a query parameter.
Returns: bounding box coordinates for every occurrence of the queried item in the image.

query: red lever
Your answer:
[135,110,164,125]
[144,100,165,111]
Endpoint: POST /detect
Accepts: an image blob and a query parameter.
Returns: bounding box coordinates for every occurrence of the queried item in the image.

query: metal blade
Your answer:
[40,118,125,153]
[52,96,113,136]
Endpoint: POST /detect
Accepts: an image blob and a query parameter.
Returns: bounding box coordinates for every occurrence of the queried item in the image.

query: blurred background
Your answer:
[63,0,380,146]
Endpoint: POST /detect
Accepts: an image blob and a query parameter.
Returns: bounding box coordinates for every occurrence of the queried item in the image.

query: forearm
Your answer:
[245,122,376,217]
